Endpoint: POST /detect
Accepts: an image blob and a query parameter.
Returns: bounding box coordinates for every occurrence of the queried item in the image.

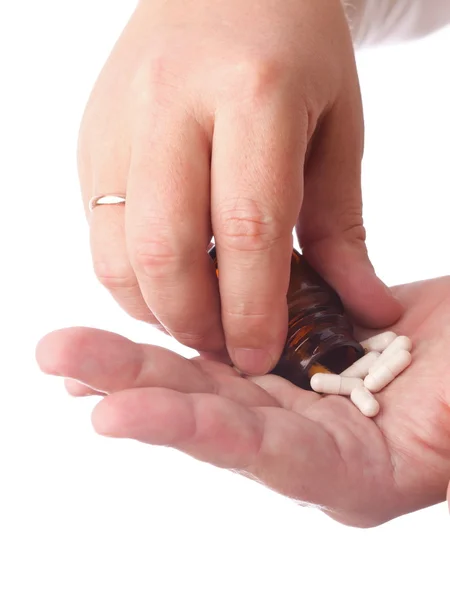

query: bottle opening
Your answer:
[313,344,363,376]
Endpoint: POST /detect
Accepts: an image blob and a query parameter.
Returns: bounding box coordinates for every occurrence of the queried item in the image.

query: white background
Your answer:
[1,2,449,599]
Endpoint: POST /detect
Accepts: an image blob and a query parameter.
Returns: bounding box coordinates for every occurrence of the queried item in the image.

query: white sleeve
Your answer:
[344,0,450,47]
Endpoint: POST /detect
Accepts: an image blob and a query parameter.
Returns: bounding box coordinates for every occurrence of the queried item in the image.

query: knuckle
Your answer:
[301,200,365,247]
[229,57,286,102]
[223,299,273,334]
[343,221,367,244]
[93,260,136,290]
[225,302,273,328]
[146,53,171,84]
[216,199,285,252]
[131,53,180,106]
[225,309,269,332]
[335,202,366,243]
[132,237,182,278]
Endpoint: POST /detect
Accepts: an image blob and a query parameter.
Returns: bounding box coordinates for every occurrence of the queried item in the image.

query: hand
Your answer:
[36,277,450,527]
[78,0,401,376]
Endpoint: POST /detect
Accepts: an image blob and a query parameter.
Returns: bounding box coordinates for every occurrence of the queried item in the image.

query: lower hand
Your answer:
[36,277,449,527]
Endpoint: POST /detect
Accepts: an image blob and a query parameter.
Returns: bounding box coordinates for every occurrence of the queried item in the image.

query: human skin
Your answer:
[36,277,450,527]
[78,0,401,377]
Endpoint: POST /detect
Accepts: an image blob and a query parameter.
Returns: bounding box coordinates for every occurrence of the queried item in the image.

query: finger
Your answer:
[211,96,307,375]
[91,388,264,469]
[36,327,214,395]
[90,205,165,327]
[249,374,318,412]
[38,327,279,408]
[64,379,98,397]
[91,387,354,510]
[126,110,224,352]
[298,92,403,328]
[78,115,161,326]
[193,359,281,408]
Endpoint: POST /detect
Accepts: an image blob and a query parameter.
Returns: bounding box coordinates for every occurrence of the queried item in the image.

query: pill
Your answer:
[310,374,363,396]
[361,331,397,352]
[364,350,412,393]
[350,387,380,418]
[340,351,381,378]
[368,336,412,373]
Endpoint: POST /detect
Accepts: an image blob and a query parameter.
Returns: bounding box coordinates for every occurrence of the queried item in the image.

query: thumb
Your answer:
[298,96,402,329]
[300,231,402,329]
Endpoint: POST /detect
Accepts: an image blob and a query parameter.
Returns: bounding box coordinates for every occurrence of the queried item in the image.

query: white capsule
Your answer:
[340,351,381,378]
[364,350,412,393]
[360,331,397,352]
[310,374,363,396]
[368,336,412,373]
[350,387,380,418]
[338,377,365,396]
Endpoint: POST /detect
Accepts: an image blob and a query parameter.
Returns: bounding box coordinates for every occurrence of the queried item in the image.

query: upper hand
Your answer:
[36,277,450,527]
[78,0,401,376]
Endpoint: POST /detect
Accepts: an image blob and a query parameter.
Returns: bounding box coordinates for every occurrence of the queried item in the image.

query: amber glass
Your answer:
[209,245,364,390]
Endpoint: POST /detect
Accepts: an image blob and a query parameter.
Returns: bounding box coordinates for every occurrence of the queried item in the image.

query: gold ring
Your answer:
[89,194,126,212]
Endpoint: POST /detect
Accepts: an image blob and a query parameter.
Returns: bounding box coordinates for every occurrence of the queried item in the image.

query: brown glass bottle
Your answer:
[208,245,364,390]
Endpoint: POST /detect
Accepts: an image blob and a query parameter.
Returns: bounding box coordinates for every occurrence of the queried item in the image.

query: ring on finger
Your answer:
[89,193,126,212]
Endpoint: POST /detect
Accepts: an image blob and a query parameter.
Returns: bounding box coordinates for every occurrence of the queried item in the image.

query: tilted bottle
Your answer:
[209,245,364,390]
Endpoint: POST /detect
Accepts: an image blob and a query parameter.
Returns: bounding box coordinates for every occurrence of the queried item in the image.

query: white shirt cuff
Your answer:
[345,0,450,47]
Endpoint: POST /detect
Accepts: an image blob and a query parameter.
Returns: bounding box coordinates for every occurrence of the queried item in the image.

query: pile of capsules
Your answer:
[310,332,412,418]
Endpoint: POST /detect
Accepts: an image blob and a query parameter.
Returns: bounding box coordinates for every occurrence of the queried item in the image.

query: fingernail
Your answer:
[232,348,274,375]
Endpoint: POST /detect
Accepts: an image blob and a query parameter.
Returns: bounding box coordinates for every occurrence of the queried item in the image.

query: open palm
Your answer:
[36,277,450,527]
